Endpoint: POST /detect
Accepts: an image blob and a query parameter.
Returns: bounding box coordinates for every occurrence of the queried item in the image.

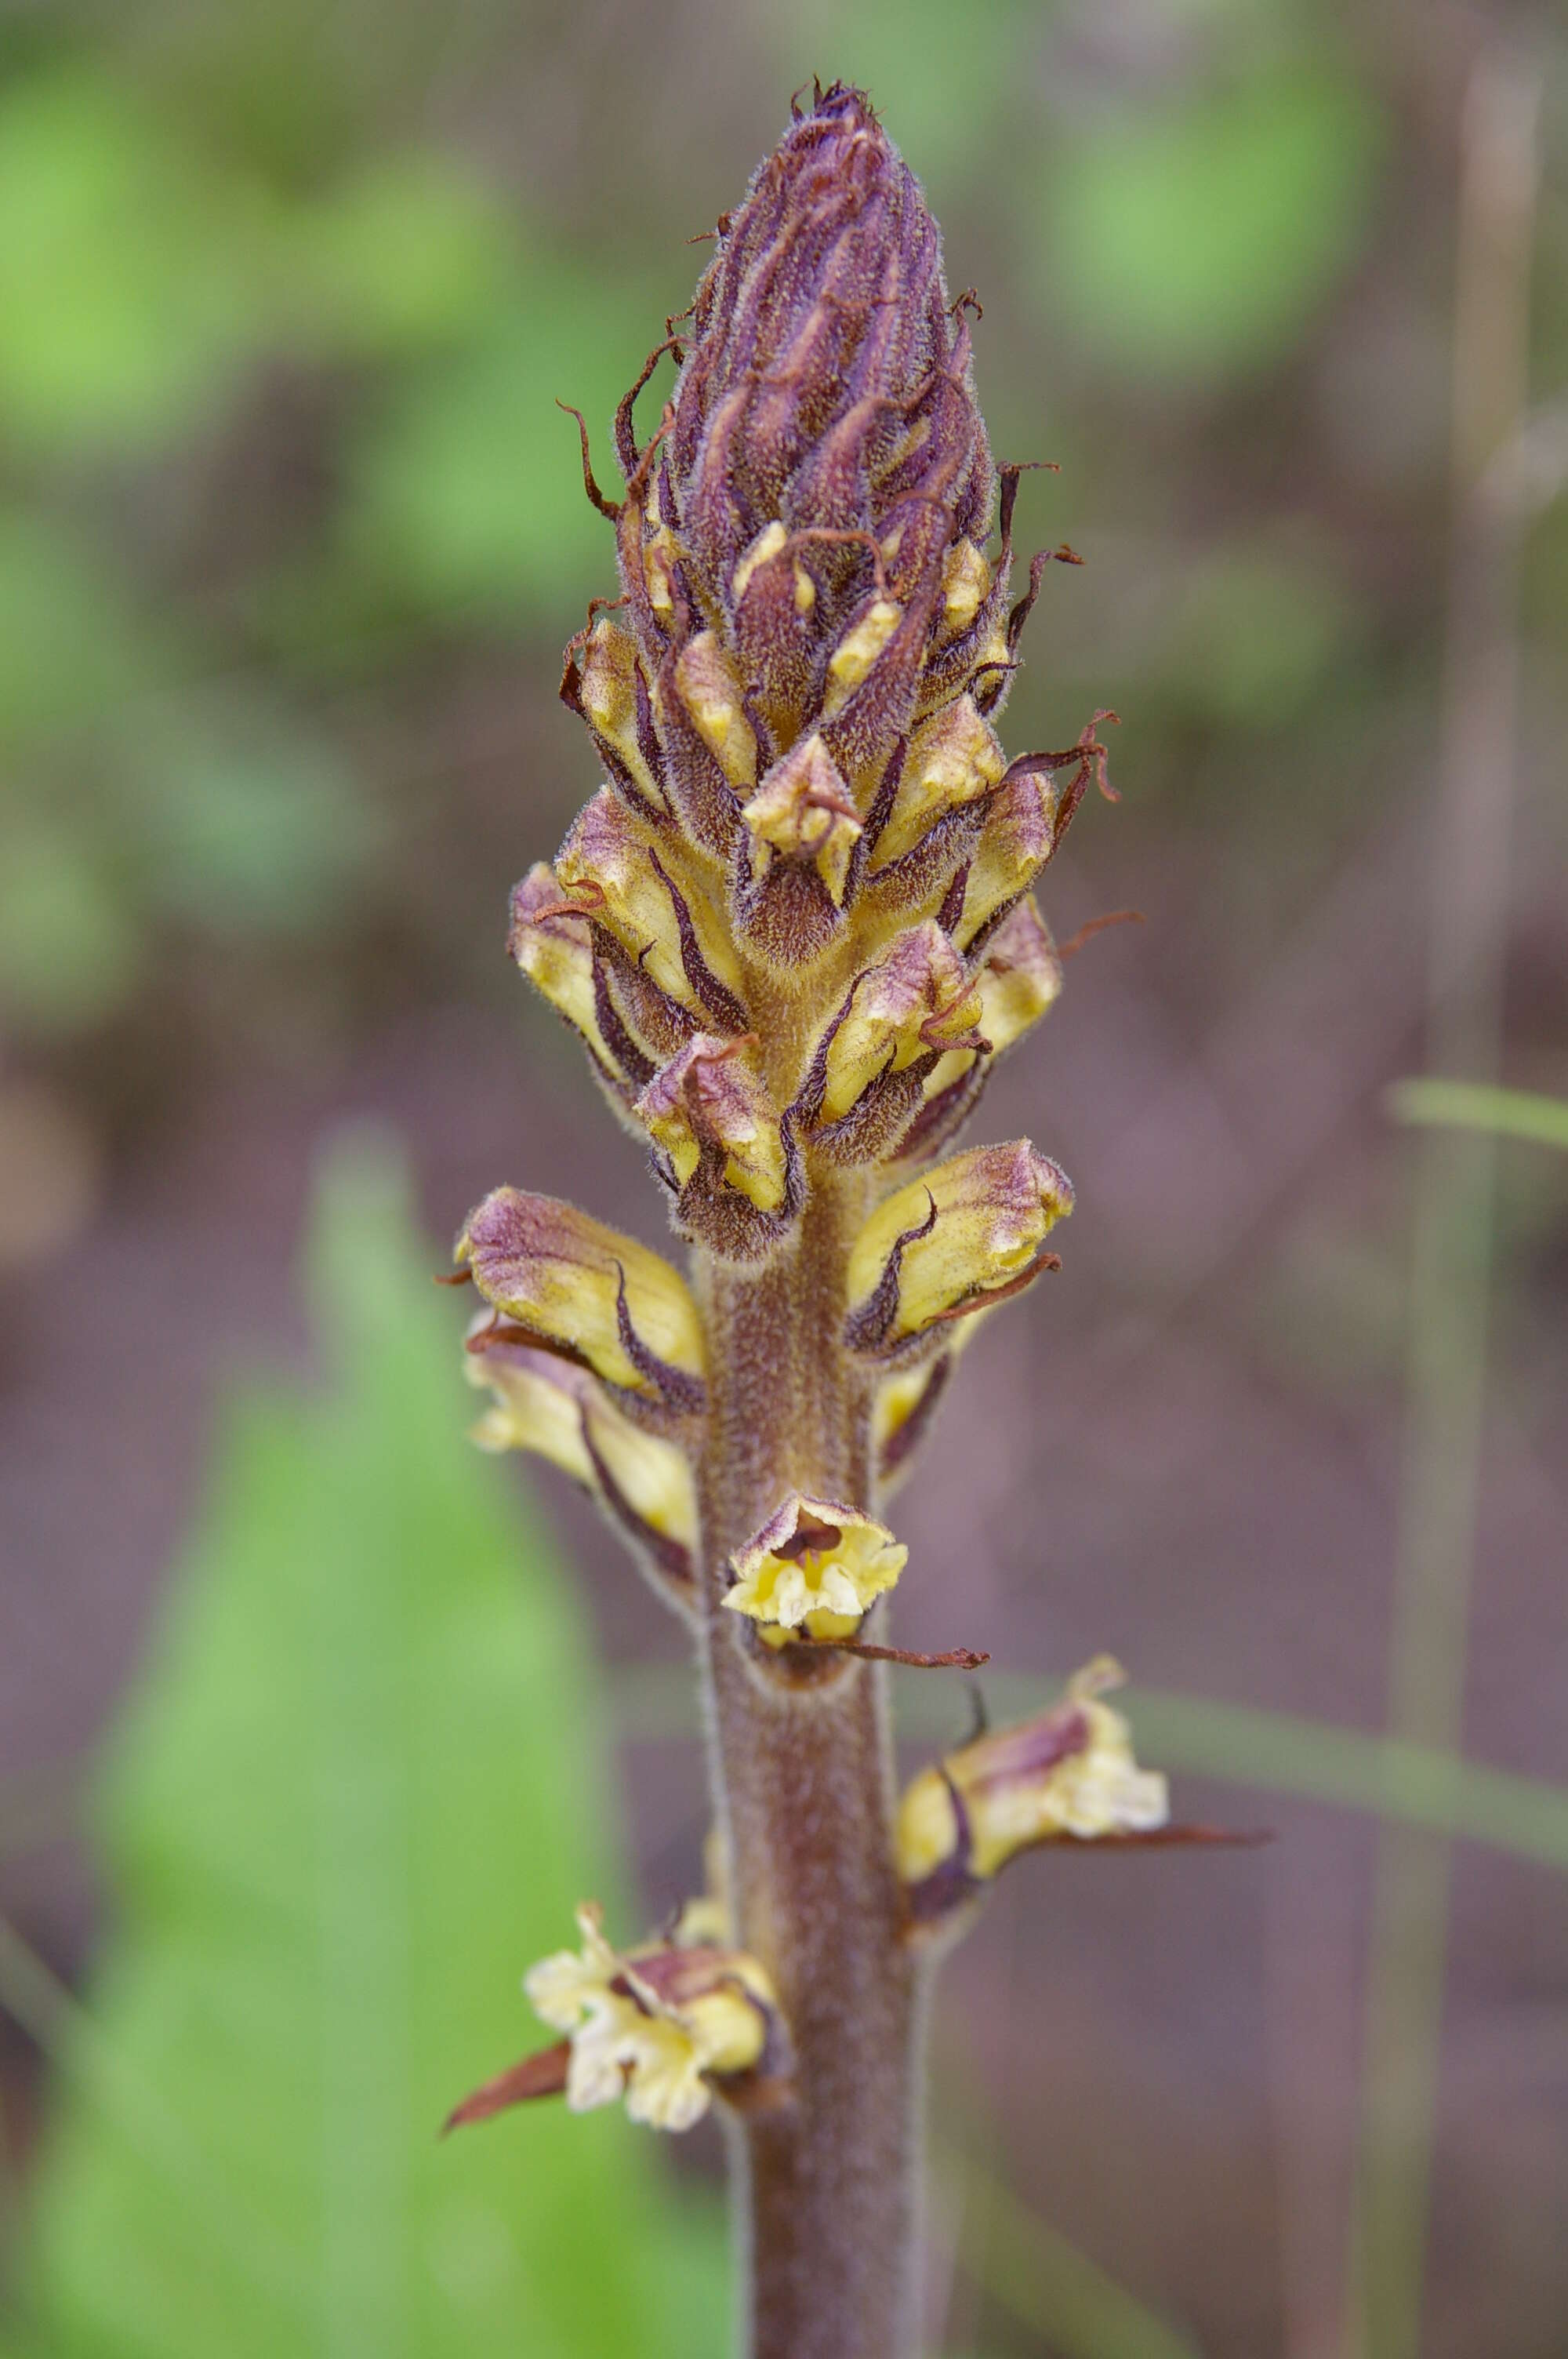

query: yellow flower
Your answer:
[464,1325,698,1582]
[524,1904,777,2132]
[555,789,745,1028]
[916,897,1062,1109]
[456,1187,706,1411]
[897,1659,1170,1915]
[954,760,1077,951]
[564,618,670,819]
[866,695,1004,872]
[741,735,863,909]
[506,864,626,1089]
[844,1140,1073,1360]
[816,921,984,1131]
[636,1035,792,1218]
[724,1493,908,1647]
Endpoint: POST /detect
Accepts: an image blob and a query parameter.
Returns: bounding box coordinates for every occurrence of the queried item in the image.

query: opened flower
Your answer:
[524,1904,780,2132]
[897,1659,1171,1923]
[724,1494,908,1647]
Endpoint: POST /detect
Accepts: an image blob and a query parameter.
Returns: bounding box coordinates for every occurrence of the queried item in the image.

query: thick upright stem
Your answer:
[696,1174,920,2359]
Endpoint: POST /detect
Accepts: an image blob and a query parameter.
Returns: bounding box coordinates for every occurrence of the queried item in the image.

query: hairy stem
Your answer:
[696,1172,921,2359]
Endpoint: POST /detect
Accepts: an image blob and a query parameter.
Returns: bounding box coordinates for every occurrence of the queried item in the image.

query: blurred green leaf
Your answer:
[0,827,143,1034]
[1040,69,1384,383]
[0,69,262,451]
[1388,1078,1568,1154]
[290,156,521,361]
[0,515,169,743]
[339,272,639,622]
[1162,538,1358,726]
[125,692,377,933]
[9,1136,724,2358]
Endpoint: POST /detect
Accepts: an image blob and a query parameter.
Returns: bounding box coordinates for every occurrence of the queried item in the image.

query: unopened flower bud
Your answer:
[866,695,1005,877]
[954,761,1074,954]
[898,1658,1170,1925]
[735,734,863,967]
[724,1492,907,1648]
[797,921,985,1164]
[456,1187,706,1413]
[561,618,669,822]
[670,631,758,793]
[555,790,746,1033]
[653,86,995,794]
[465,1325,697,1592]
[524,1903,784,2132]
[635,1034,801,1262]
[844,1140,1073,1361]
[507,863,641,1098]
[873,1357,953,1494]
[894,896,1062,1163]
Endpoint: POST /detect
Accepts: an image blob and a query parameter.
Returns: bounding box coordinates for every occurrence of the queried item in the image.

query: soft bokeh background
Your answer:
[1,3,1564,2355]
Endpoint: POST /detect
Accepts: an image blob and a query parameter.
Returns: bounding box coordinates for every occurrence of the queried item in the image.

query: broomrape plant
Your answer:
[445,82,1221,2359]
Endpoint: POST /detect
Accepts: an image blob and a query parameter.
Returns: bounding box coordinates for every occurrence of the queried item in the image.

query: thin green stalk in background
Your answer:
[1387,1077,1568,1154]
[1348,45,1546,2359]
[610,1664,1568,1876]
[935,2145,1203,2359]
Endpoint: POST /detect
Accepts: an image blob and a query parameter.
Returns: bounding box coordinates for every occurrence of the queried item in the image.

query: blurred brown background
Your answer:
[1,2,1564,2355]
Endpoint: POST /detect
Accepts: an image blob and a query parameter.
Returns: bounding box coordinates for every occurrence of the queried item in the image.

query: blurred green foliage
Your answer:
[0,5,1400,1051]
[1041,67,1384,383]
[2,1140,724,2357]
[0,41,660,1042]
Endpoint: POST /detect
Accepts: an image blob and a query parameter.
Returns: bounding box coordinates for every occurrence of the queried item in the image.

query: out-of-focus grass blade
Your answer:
[611,1667,1568,1874]
[937,2145,1203,2359]
[0,1761,80,1862]
[1387,1077,1568,1152]
[1122,1692,1568,1873]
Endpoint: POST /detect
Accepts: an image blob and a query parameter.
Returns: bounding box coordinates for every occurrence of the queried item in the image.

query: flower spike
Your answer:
[445,88,1172,2332]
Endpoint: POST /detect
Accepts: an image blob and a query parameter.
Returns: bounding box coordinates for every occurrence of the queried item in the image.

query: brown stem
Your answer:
[696,1170,921,2359]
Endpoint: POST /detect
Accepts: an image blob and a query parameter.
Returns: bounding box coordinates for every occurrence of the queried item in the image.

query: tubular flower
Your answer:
[464,1325,698,1594]
[456,1188,706,1414]
[898,896,1062,1162]
[724,1494,908,1648]
[524,1904,783,2132]
[844,1140,1074,1364]
[898,1659,1171,1925]
[795,920,985,1163]
[635,1032,803,1261]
